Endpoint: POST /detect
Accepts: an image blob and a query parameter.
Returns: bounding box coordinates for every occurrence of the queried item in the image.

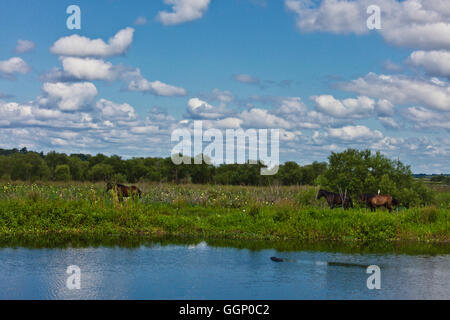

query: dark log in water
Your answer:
[270,256,284,262]
[327,261,369,268]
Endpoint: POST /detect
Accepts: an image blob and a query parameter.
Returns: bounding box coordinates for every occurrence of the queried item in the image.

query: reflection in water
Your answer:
[0,236,449,299]
[0,234,449,255]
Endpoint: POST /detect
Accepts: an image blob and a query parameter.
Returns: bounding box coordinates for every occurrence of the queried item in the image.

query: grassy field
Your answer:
[0,182,448,242]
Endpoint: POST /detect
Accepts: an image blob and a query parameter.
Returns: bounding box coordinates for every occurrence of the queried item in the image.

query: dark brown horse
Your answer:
[366,194,398,212]
[106,183,142,201]
[317,189,353,209]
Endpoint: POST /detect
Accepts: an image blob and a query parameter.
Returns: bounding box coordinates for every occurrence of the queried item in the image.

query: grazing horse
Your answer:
[316,189,353,209]
[367,194,398,212]
[106,182,142,201]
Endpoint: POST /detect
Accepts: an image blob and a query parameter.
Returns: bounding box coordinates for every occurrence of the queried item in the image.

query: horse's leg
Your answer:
[117,190,124,203]
[327,197,332,209]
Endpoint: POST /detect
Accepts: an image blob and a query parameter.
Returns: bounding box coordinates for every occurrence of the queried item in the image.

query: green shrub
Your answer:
[420,206,439,224]
[296,187,318,207]
[399,188,421,208]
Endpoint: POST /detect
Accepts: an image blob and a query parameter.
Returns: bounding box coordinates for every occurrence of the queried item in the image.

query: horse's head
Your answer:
[316,189,326,199]
[360,193,375,202]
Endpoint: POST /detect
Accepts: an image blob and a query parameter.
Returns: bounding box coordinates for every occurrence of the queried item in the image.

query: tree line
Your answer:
[0,147,326,186]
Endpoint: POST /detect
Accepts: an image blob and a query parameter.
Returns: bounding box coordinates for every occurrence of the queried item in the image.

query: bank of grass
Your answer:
[0,182,448,242]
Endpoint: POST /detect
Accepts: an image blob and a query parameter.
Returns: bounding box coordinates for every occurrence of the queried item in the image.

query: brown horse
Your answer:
[106,182,142,201]
[367,195,398,212]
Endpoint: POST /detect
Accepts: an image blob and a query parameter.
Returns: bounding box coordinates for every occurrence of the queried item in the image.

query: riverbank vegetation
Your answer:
[0,183,448,242]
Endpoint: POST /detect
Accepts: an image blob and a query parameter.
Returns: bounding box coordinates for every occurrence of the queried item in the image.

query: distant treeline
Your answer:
[414,174,450,184]
[429,175,450,184]
[0,148,327,185]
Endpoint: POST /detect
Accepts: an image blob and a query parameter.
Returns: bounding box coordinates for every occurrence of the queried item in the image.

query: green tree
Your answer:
[278,161,302,185]
[317,149,426,204]
[87,164,114,182]
[45,151,69,178]
[54,164,71,181]
[125,158,149,183]
[68,156,88,181]
[8,153,50,181]
[300,161,327,185]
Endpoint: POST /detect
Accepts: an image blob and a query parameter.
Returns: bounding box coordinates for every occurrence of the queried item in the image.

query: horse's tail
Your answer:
[349,197,353,208]
[392,197,399,206]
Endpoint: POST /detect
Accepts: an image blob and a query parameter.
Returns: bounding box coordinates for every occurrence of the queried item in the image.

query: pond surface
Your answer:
[0,237,449,299]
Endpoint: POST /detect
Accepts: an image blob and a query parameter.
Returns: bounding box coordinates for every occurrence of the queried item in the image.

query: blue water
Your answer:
[0,241,449,299]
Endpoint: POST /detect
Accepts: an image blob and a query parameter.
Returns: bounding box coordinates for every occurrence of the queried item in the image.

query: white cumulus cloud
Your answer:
[312,95,375,118]
[0,57,30,77]
[39,82,98,111]
[239,108,292,129]
[186,97,231,119]
[60,57,120,81]
[96,99,137,121]
[285,0,450,50]
[157,0,210,26]
[328,125,383,141]
[339,73,450,112]
[50,27,135,58]
[408,50,450,78]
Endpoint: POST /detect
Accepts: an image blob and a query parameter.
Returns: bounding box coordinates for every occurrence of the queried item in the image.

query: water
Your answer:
[0,238,449,299]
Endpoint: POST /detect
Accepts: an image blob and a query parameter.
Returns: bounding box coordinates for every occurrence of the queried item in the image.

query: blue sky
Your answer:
[0,0,449,173]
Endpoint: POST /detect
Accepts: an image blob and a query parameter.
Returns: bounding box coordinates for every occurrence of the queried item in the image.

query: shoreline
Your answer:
[1,230,449,243]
